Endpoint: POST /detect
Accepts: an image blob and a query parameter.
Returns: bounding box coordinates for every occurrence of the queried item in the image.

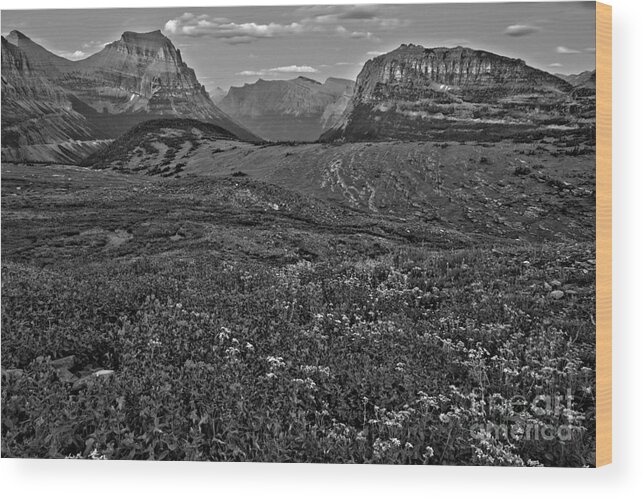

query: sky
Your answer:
[1,2,596,93]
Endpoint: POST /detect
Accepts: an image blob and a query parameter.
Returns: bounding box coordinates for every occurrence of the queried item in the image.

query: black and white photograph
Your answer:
[1,1,601,467]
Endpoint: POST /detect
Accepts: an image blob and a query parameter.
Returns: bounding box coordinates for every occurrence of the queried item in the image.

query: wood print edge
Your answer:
[595,1,612,468]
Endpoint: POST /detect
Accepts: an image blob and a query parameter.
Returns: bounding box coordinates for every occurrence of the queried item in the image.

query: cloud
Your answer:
[296,5,381,23]
[81,40,105,51]
[548,63,563,68]
[164,13,304,44]
[556,46,581,54]
[349,31,379,41]
[237,65,319,76]
[52,49,87,60]
[585,47,596,53]
[164,7,403,45]
[366,51,386,56]
[504,24,541,37]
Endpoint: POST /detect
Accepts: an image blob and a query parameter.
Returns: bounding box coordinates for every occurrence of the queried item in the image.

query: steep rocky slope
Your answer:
[322,44,591,142]
[1,30,260,162]
[219,76,354,141]
[1,36,108,163]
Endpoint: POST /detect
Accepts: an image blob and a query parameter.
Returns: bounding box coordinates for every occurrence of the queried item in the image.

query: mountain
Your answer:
[1,36,108,163]
[1,30,260,163]
[210,86,228,104]
[557,70,596,89]
[322,44,587,142]
[5,30,76,74]
[219,76,354,141]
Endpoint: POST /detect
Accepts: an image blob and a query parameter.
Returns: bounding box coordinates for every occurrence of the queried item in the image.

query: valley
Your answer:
[1,21,597,466]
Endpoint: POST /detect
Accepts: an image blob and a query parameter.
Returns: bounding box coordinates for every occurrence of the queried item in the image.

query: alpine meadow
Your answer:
[1,2,599,467]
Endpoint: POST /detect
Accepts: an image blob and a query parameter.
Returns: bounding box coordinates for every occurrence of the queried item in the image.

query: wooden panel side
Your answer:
[595,1,612,468]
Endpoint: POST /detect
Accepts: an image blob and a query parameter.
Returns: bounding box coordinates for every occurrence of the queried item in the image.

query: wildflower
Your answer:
[266,356,285,368]
[405,442,414,450]
[424,446,435,458]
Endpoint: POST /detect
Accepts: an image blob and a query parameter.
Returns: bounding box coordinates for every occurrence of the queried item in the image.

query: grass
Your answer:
[1,163,596,466]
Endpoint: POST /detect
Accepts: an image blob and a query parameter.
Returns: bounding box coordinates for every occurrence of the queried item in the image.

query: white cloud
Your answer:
[557,46,581,54]
[52,49,87,60]
[164,6,404,45]
[504,24,541,37]
[164,13,304,44]
[237,65,319,76]
[81,40,105,51]
[350,31,380,41]
[548,63,563,68]
[366,51,386,56]
[585,47,596,53]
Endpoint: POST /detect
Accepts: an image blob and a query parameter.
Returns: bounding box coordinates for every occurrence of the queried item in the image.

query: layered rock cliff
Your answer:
[1,30,260,163]
[219,76,354,141]
[1,36,105,163]
[322,44,588,142]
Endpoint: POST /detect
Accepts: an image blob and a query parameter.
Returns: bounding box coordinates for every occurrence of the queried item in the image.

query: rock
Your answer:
[544,282,552,291]
[550,279,562,288]
[1,368,24,381]
[550,290,565,300]
[51,355,76,370]
[72,369,115,392]
[56,368,77,383]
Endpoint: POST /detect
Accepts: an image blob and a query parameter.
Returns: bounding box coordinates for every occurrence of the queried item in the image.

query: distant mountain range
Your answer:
[556,69,596,89]
[218,76,354,142]
[2,33,596,163]
[1,30,259,163]
[322,44,595,142]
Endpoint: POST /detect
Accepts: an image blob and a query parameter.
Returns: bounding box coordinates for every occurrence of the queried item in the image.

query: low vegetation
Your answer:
[1,163,595,465]
[1,243,595,465]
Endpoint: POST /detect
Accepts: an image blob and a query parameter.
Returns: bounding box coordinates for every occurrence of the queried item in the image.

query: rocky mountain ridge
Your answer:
[1,30,260,163]
[1,36,108,163]
[322,44,593,142]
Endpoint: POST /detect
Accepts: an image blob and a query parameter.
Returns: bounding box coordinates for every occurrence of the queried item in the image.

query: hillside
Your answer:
[322,44,592,142]
[83,119,595,243]
[81,118,244,174]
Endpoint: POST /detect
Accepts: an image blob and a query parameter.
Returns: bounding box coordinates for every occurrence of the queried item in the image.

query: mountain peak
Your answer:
[294,76,321,85]
[121,30,167,42]
[7,30,30,42]
[117,30,174,51]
